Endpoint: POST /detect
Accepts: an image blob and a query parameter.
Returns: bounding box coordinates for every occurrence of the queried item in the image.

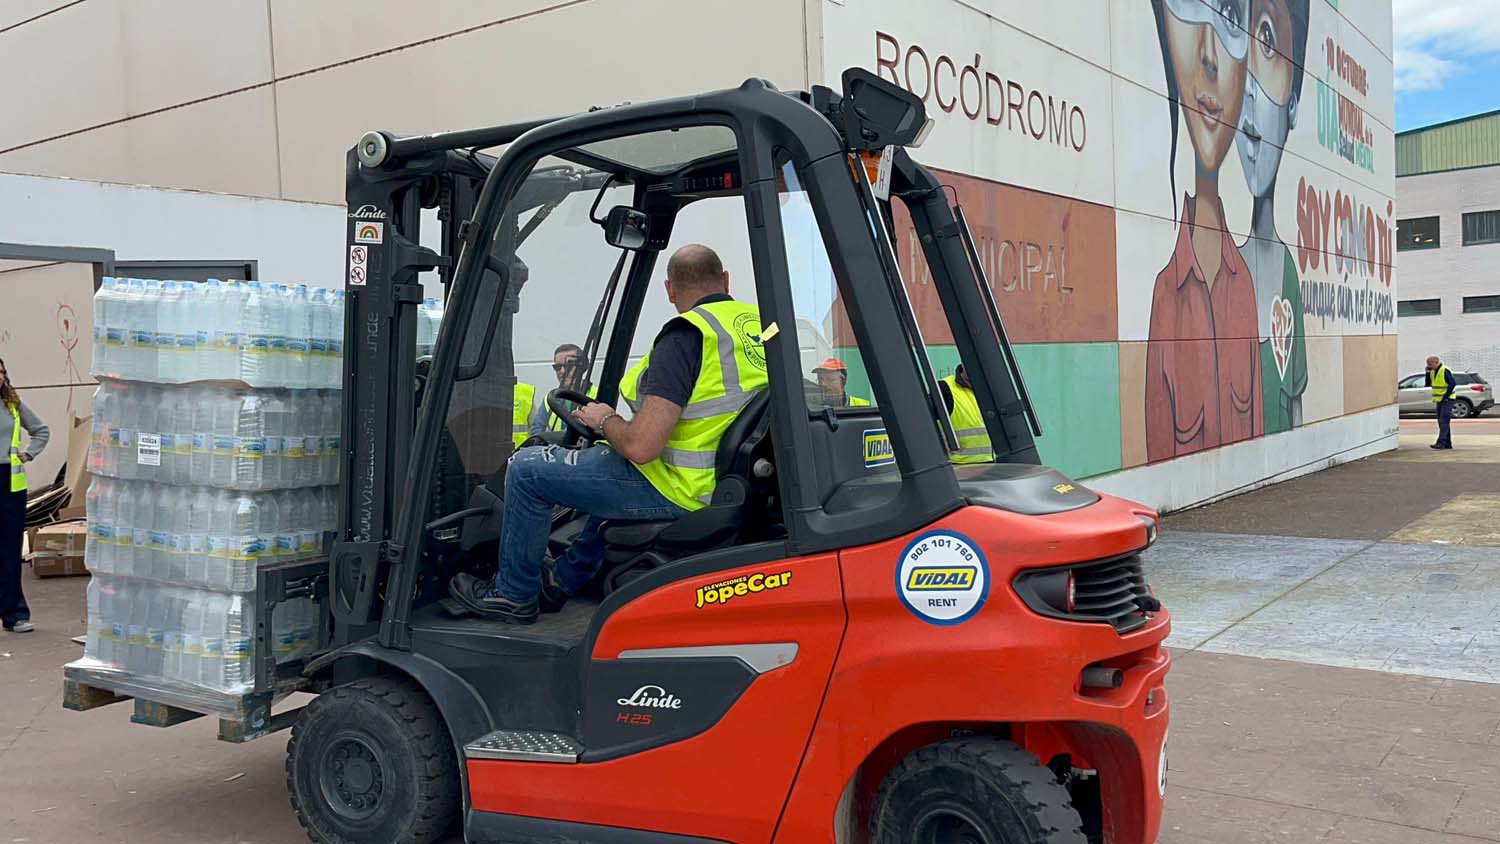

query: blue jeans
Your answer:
[494,445,687,601]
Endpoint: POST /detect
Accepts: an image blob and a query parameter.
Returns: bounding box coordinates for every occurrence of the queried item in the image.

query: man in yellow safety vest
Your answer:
[938,364,992,464]
[1426,355,1455,450]
[449,245,767,623]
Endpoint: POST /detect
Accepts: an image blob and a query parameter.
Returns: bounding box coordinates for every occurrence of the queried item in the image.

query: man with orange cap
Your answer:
[810,357,871,408]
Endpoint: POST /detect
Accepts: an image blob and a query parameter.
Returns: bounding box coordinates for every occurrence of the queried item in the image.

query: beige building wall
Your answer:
[0,0,817,204]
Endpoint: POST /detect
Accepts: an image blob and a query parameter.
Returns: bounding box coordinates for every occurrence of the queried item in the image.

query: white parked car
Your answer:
[1398,371,1493,418]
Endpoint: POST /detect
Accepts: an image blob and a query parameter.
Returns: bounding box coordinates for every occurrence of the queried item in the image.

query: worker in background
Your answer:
[811,357,871,408]
[449,245,767,623]
[1426,355,1455,450]
[1,357,49,634]
[529,343,592,436]
[511,381,538,448]
[938,364,992,464]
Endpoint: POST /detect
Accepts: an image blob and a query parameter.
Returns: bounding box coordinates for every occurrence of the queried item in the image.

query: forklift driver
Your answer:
[528,343,591,437]
[449,244,769,623]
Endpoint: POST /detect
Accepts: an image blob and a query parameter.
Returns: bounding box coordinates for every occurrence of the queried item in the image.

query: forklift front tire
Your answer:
[287,677,460,844]
[870,738,1088,844]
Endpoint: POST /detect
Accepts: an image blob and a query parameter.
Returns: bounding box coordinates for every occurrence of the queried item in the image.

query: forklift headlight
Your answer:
[1137,514,1158,548]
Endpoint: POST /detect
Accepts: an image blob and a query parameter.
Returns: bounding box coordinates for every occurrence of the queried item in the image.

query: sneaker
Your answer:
[7,620,34,633]
[447,573,538,624]
[1431,444,1443,449]
[539,561,570,614]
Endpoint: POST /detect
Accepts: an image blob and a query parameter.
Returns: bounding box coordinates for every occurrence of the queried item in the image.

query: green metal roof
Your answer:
[1397,110,1500,176]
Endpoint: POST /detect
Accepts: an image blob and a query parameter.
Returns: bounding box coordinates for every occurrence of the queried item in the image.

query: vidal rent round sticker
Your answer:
[896,530,990,625]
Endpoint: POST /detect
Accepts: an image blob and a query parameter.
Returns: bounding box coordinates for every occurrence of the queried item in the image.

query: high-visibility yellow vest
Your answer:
[941,375,991,464]
[620,300,768,511]
[1431,366,1451,403]
[7,403,26,493]
[847,395,871,407]
[513,382,536,447]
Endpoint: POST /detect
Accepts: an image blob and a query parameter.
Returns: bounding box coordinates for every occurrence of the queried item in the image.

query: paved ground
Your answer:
[2,415,1498,843]
[1152,416,1500,843]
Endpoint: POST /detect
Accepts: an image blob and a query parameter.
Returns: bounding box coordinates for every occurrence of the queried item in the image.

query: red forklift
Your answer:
[74,69,1172,843]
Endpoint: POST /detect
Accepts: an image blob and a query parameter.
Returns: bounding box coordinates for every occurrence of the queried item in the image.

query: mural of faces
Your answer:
[1237,0,1302,198]
[1161,0,1249,176]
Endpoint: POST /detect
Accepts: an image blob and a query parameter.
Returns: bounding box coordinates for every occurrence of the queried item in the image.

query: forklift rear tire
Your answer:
[870,738,1087,844]
[287,677,460,844]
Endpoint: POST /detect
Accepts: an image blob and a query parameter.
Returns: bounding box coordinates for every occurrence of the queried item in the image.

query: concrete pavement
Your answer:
[2,416,1498,842]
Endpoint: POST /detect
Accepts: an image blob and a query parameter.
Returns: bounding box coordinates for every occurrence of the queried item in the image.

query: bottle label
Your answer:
[235,537,266,561]
[202,637,224,658]
[285,438,304,459]
[264,436,283,457]
[105,327,127,345]
[326,436,341,453]
[309,339,328,355]
[118,428,134,448]
[173,436,192,457]
[128,624,146,647]
[329,340,344,355]
[248,335,271,353]
[155,331,175,349]
[157,432,175,451]
[237,437,266,459]
[182,633,203,656]
[196,330,211,349]
[223,332,242,349]
[149,530,169,551]
[298,531,320,555]
[207,536,226,557]
[107,426,121,448]
[276,629,296,653]
[225,640,252,660]
[163,631,182,652]
[131,329,153,346]
[270,335,288,352]
[110,621,126,641]
[189,534,207,554]
[213,435,236,456]
[176,334,198,352]
[133,528,148,547]
[192,433,209,453]
[303,436,322,458]
[147,629,165,649]
[287,338,309,353]
[95,524,114,541]
[115,530,133,547]
[275,534,296,555]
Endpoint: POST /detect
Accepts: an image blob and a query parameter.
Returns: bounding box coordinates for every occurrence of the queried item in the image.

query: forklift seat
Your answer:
[595,389,773,592]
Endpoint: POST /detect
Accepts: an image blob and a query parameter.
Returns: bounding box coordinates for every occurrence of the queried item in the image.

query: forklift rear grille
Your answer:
[1013,553,1153,634]
[1071,557,1151,633]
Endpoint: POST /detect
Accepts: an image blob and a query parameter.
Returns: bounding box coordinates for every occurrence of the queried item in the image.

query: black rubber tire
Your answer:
[287,677,460,844]
[871,738,1087,844]
[1452,399,1473,419]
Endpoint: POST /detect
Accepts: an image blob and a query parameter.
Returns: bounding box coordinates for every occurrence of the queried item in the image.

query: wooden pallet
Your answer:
[63,674,306,743]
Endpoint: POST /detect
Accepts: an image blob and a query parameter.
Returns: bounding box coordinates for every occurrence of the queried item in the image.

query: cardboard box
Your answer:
[58,414,92,521]
[28,520,89,578]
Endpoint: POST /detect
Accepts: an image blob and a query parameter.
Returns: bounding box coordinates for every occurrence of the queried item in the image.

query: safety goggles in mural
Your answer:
[1163,0,1251,61]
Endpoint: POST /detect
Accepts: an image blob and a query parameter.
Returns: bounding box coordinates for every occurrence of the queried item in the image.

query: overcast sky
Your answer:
[1393,0,1500,130]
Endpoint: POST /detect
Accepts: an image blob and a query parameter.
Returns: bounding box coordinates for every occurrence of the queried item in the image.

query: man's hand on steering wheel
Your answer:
[547,388,609,443]
[573,401,618,436]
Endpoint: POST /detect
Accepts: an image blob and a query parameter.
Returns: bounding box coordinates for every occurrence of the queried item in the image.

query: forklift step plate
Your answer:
[465,730,582,763]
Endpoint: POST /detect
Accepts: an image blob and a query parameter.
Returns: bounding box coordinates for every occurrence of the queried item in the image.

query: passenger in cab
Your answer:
[511,382,539,448]
[810,357,870,408]
[529,343,591,437]
[449,245,768,623]
[939,364,992,464]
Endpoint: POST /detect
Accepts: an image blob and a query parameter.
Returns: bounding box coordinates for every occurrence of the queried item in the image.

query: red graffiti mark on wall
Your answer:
[58,302,83,417]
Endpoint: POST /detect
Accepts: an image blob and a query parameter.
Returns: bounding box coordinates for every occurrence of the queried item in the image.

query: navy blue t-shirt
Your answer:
[637,293,733,407]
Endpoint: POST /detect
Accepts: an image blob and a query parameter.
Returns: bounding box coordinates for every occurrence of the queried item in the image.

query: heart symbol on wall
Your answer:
[1270,296,1294,381]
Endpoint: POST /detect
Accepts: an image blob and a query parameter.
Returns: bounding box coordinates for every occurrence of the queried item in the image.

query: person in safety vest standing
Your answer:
[810,357,870,408]
[1426,355,1456,450]
[1,358,50,633]
[529,343,593,437]
[938,364,992,464]
[511,381,540,448]
[449,245,767,623]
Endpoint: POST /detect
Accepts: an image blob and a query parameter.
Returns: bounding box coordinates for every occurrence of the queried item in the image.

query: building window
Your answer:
[1462,211,1500,246]
[1397,298,1442,317]
[1396,216,1440,251]
[1463,294,1500,314]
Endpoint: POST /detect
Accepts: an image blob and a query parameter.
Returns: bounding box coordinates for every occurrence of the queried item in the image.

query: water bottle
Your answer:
[270,284,293,387]
[295,487,320,559]
[308,288,331,389]
[330,290,346,386]
[149,486,177,581]
[300,394,322,487]
[93,277,117,377]
[190,386,214,486]
[114,385,137,482]
[226,493,269,592]
[154,281,177,383]
[186,487,214,588]
[84,477,105,574]
[241,282,272,386]
[179,587,204,686]
[235,393,268,490]
[143,583,168,678]
[222,594,253,693]
[273,489,297,562]
[262,391,287,490]
[159,586,183,683]
[174,282,201,382]
[211,389,239,489]
[197,592,225,690]
[286,285,311,389]
[134,385,160,483]
[321,391,342,486]
[97,575,122,667]
[172,389,195,485]
[85,576,105,662]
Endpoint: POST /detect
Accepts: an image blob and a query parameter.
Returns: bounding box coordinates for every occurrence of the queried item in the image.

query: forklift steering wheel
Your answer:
[548,388,603,444]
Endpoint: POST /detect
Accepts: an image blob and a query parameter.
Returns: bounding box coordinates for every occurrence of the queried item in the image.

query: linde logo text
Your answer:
[617,685,683,710]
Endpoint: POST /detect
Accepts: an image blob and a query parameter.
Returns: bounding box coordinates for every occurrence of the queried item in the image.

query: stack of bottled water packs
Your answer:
[79,278,344,700]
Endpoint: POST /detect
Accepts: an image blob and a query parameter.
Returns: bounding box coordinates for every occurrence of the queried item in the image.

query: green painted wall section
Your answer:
[834,342,1123,480]
[1397,110,1500,176]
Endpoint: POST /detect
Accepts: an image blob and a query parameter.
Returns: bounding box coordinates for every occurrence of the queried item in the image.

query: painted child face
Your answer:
[1238,0,1299,198]
[1163,0,1250,176]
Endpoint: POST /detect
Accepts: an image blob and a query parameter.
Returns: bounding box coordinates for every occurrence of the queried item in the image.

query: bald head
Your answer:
[664,244,729,312]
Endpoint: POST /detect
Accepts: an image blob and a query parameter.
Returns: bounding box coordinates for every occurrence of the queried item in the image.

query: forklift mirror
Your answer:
[603,206,650,251]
